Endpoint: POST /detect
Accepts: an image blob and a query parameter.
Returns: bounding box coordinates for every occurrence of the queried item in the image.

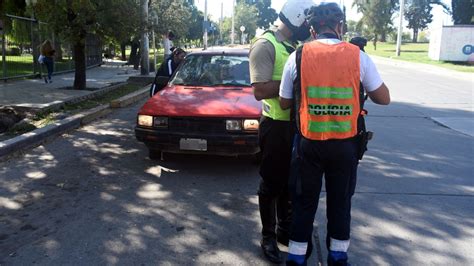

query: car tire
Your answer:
[148,149,162,160]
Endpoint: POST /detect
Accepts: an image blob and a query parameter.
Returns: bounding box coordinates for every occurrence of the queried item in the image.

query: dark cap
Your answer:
[307,2,344,28]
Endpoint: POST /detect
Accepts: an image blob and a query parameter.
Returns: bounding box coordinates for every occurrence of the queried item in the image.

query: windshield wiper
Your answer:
[212,82,248,87]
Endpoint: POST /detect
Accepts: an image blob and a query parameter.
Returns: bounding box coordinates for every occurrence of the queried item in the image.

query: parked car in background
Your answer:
[135,48,261,159]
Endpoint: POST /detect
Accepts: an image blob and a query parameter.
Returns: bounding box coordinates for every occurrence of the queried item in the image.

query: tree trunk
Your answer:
[373,34,378,51]
[412,28,418,43]
[129,38,140,69]
[380,31,387,42]
[73,40,86,90]
[120,42,127,61]
[56,39,63,61]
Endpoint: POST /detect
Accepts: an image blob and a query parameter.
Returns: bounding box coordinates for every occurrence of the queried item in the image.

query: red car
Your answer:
[135,48,261,159]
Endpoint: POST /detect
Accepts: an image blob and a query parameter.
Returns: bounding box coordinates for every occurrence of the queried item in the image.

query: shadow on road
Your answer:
[0,100,472,264]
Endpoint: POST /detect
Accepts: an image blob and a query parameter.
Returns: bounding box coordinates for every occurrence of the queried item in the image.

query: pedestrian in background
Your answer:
[249,0,315,263]
[279,2,390,265]
[40,40,55,83]
[163,30,175,59]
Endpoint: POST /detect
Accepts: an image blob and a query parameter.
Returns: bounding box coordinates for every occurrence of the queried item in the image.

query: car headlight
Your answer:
[226,120,242,131]
[154,116,168,128]
[243,119,259,131]
[138,115,153,127]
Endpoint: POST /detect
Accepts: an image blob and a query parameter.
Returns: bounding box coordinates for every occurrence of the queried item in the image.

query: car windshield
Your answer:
[170,54,250,87]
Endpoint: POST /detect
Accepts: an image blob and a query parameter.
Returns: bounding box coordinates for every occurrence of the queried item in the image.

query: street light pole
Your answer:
[203,0,208,50]
[231,0,235,45]
[396,0,405,56]
[220,1,223,44]
[150,10,158,72]
[140,0,149,75]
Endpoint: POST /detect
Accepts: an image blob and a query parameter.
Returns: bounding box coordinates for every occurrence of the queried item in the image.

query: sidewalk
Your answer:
[0,60,142,110]
[0,60,154,159]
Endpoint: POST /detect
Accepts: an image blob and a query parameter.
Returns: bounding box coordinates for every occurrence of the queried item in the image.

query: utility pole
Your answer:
[219,1,223,44]
[203,0,208,50]
[150,10,158,73]
[140,0,149,75]
[396,0,405,56]
[231,0,235,45]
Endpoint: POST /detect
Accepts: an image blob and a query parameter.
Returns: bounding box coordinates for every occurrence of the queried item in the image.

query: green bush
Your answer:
[418,31,429,43]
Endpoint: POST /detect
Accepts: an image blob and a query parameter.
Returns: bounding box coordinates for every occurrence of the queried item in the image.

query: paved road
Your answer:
[0,58,473,265]
[0,100,280,265]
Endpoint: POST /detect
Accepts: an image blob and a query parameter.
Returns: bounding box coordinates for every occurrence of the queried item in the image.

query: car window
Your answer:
[170,54,250,87]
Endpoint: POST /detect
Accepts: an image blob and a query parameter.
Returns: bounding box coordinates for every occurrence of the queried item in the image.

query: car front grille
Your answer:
[168,117,226,134]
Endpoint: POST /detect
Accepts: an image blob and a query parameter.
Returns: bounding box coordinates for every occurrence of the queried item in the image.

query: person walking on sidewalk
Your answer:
[40,40,56,83]
[249,0,314,263]
[279,2,390,265]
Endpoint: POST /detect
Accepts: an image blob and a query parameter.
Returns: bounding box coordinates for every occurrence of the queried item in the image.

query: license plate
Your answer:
[179,138,207,151]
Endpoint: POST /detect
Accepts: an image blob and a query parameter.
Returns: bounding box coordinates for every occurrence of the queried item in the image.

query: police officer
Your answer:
[249,0,315,263]
[279,2,390,265]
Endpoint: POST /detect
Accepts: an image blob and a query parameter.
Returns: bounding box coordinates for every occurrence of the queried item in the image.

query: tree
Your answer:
[238,0,278,29]
[405,0,449,42]
[452,0,474,24]
[100,0,141,62]
[34,0,141,90]
[234,1,258,41]
[150,0,191,41]
[185,5,204,41]
[354,0,398,49]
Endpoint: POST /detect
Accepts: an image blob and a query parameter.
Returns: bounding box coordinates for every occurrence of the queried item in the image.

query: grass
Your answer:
[3,83,144,139]
[63,83,143,111]
[365,42,474,73]
[1,55,75,78]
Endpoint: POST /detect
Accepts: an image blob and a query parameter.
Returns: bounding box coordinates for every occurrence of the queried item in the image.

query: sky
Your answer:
[195,0,453,32]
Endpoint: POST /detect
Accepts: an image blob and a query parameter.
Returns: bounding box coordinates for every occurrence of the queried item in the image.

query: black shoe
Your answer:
[277,229,289,246]
[261,237,283,263]
[44,77,48,83]
[327,251,350,266]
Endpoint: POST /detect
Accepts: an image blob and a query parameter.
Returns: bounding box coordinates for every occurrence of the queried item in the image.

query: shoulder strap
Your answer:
[293,45,304,134]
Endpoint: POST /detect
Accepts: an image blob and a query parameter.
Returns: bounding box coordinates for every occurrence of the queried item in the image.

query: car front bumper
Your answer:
[135,126,260,156]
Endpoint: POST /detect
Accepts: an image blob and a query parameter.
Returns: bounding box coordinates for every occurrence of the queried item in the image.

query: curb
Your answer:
[110,87,149,108]
[0,86,150,160]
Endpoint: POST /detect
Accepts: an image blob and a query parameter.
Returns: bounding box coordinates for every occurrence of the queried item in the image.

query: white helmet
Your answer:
[279,0,315,28]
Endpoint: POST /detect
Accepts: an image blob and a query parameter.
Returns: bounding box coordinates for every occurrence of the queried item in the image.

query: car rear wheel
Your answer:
[148,149,162,160]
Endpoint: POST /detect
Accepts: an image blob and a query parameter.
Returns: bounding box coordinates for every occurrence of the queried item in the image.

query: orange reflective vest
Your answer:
[299,41,360,140]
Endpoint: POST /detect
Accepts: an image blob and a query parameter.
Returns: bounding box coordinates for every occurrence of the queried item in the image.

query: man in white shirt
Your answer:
[279,2,390,265]
[163,30,175,59]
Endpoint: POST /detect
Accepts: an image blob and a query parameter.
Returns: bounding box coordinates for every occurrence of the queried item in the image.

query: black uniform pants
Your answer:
[258,116,295,239]
[289,136,358,249]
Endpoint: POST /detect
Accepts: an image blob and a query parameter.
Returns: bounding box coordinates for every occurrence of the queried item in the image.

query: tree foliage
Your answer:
[235,1,258,41]
[452,0,474,24]
[186,5,204,41]
[405,0,449,42]
[150,0,191,39]
[33,0,141,90]
[238,0,278,29]
[354,0,398,48]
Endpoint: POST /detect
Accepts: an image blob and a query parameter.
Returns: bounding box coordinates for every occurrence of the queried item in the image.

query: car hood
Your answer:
[139,85,261,118]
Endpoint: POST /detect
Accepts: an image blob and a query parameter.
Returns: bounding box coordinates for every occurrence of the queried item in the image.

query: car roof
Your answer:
[187,47,249,56]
